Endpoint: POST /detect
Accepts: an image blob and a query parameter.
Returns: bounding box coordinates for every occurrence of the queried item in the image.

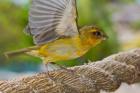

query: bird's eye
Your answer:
[92,31,101,36]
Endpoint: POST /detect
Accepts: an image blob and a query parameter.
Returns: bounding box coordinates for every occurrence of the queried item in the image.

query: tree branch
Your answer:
[0,48,140,93]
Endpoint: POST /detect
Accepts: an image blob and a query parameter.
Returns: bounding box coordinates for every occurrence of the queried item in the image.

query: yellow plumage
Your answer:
[27,27,107,64]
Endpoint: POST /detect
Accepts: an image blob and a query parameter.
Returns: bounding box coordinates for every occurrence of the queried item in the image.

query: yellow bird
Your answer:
[5,0,107,66]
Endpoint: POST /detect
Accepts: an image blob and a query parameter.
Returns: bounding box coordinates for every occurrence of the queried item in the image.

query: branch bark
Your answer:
[0,48,140,93]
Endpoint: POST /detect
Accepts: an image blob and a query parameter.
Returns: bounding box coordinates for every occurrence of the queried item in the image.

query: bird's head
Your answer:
[79,25,108,46]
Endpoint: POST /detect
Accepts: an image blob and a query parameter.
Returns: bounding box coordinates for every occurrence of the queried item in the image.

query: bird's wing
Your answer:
[25,0,79,45]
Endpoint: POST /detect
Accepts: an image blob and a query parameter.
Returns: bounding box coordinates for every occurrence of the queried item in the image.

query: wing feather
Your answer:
[25,0,78,45]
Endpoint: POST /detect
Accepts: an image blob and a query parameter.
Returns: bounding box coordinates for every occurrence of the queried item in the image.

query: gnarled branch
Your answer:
[0,48,140,93]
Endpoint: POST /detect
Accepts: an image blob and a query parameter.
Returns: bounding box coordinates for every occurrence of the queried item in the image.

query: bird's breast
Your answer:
[41,38,88,60]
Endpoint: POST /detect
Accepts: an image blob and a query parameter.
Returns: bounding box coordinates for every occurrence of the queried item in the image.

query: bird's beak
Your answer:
[102,34,108,40]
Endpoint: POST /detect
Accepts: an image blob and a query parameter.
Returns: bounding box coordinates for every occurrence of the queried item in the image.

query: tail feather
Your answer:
[4,46,40,58]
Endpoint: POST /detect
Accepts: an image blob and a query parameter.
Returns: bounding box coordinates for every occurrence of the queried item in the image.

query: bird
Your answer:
[5,0,108,69]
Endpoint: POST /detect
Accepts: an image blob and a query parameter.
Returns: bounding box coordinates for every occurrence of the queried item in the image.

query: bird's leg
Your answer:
[45,63,53,80]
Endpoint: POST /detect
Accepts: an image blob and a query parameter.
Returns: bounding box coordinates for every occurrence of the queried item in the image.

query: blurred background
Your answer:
[0,0,140,80]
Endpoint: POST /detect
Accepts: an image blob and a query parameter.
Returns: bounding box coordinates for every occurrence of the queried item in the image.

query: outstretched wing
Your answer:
[25,0,79,45]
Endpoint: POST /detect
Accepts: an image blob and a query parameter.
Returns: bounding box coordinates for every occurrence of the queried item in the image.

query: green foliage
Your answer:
[0,2,31,51]
[0,1,35,66]
[130,21,140,31]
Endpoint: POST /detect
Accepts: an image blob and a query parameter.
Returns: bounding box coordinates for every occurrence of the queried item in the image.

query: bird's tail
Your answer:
[4,46,40,58]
